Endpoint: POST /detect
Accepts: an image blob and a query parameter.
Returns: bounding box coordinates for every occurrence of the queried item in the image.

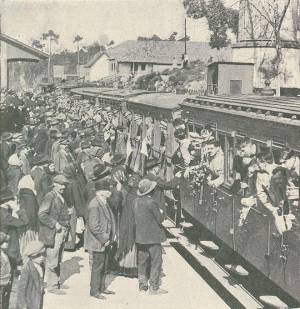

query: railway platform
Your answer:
[43,241,229,309]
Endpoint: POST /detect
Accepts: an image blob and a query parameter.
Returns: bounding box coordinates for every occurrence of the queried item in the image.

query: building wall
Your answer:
[117,62,131,75]
[217,64,254,95]
[88,54,110,81]
[6,43,41,61]
[53,65,64,79]
[117,62,172,76]
[232,47,300,89]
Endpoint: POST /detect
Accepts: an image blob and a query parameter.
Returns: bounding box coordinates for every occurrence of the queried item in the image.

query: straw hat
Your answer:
[137,179,157,196]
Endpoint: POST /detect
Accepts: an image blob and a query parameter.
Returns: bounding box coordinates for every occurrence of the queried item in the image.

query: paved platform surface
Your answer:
[43,244,229,309]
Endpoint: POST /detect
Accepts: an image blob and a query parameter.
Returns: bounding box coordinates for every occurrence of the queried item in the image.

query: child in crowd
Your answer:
[17,240,45,309]
[0,232,11,309]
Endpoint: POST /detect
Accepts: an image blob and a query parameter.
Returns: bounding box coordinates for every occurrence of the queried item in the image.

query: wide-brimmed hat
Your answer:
[53,174,70,185]
[145,159,160,171]
[137,179,157,196]
[1,132,13,141]
[23,240,45,258]
[31,154,50,166]
[94,178,112,191]
[0,189,15,204]
[110,153,126,166]
[92,163,110,181]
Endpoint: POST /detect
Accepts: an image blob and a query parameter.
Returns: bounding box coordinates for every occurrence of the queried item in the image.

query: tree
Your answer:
[244,0,293,95]
[31,39,45,50]
[73,34,83,80]
[183,0,239,49]
[168,32,178,41]
[41,30,60,82]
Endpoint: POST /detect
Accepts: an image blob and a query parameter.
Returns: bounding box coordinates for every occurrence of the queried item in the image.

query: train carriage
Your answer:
[68,86,300,304]
[126,93,185,224]
[180,95,300,304]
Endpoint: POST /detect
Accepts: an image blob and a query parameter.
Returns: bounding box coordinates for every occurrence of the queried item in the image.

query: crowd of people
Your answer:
[0,86,299,308]
[0,88,185,309]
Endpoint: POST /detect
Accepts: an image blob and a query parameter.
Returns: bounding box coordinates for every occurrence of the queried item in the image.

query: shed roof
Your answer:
[0,33,48,60]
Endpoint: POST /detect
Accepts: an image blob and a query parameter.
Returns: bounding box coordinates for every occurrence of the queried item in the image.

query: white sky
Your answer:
[1,0,238,52]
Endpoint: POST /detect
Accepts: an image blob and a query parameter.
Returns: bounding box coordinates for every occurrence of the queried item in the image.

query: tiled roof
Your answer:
[85,40,232,67]
[85,52,108,68]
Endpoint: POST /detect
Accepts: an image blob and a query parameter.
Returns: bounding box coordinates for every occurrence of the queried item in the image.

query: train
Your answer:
[70,86,300,306]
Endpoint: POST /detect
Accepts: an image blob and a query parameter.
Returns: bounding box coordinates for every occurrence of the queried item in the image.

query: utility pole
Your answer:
[184,17,187,55]
[47,37,52,82]
[77,41,80,82]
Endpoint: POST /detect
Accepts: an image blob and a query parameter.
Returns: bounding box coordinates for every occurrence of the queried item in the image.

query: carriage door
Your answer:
[230,80,242,95]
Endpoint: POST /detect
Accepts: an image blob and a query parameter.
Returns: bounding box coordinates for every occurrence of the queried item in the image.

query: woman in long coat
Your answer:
[115,174,140,277]
[63,164,87,250]
[17,175,39,259]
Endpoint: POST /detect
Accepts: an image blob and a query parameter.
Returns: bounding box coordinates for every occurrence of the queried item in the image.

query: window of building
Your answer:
[141,63,146,71]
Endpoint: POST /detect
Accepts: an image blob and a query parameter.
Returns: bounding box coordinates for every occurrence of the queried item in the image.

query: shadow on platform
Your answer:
[61,256,84,284]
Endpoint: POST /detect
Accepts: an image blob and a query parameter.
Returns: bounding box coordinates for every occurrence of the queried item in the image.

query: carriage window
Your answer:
[217,133,234,186]
[194,124,203,135]
[226,135,235,185]
[188,123,194,133]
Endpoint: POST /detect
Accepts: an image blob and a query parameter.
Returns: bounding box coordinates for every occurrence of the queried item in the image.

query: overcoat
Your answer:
[17,260,44,309]
[85,195,116,252]
[133,195,166,245]
[38,191,70,247]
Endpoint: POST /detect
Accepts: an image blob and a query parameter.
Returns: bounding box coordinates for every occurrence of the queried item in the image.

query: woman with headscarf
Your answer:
[7,154,23,196]
[115,174,140,277]
[17,175,39,259]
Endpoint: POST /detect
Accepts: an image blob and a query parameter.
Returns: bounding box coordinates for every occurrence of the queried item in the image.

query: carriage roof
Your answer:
[127,93,185,110]
[70,87,113,97]
[182,95,300,126]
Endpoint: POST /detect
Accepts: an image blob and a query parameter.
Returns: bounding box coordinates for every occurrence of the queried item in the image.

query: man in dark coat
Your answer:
[38,175,70,294]
[84,163,110,205]
[133,179,167,295]
[143,159,182,217]
[31,154,51,205]
[84,179,116,300]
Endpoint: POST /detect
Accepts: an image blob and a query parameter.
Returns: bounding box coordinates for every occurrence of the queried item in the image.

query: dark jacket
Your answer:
[85,194,116,252]
[17,260,43,309]
[18,188,39,233]
[116,188,138,259]
[144,172,181,214]
[63,164,87,217]
[0,206,28,264]
[38,191,70,247]
[133,195,166,244]
[31,167,48,205]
